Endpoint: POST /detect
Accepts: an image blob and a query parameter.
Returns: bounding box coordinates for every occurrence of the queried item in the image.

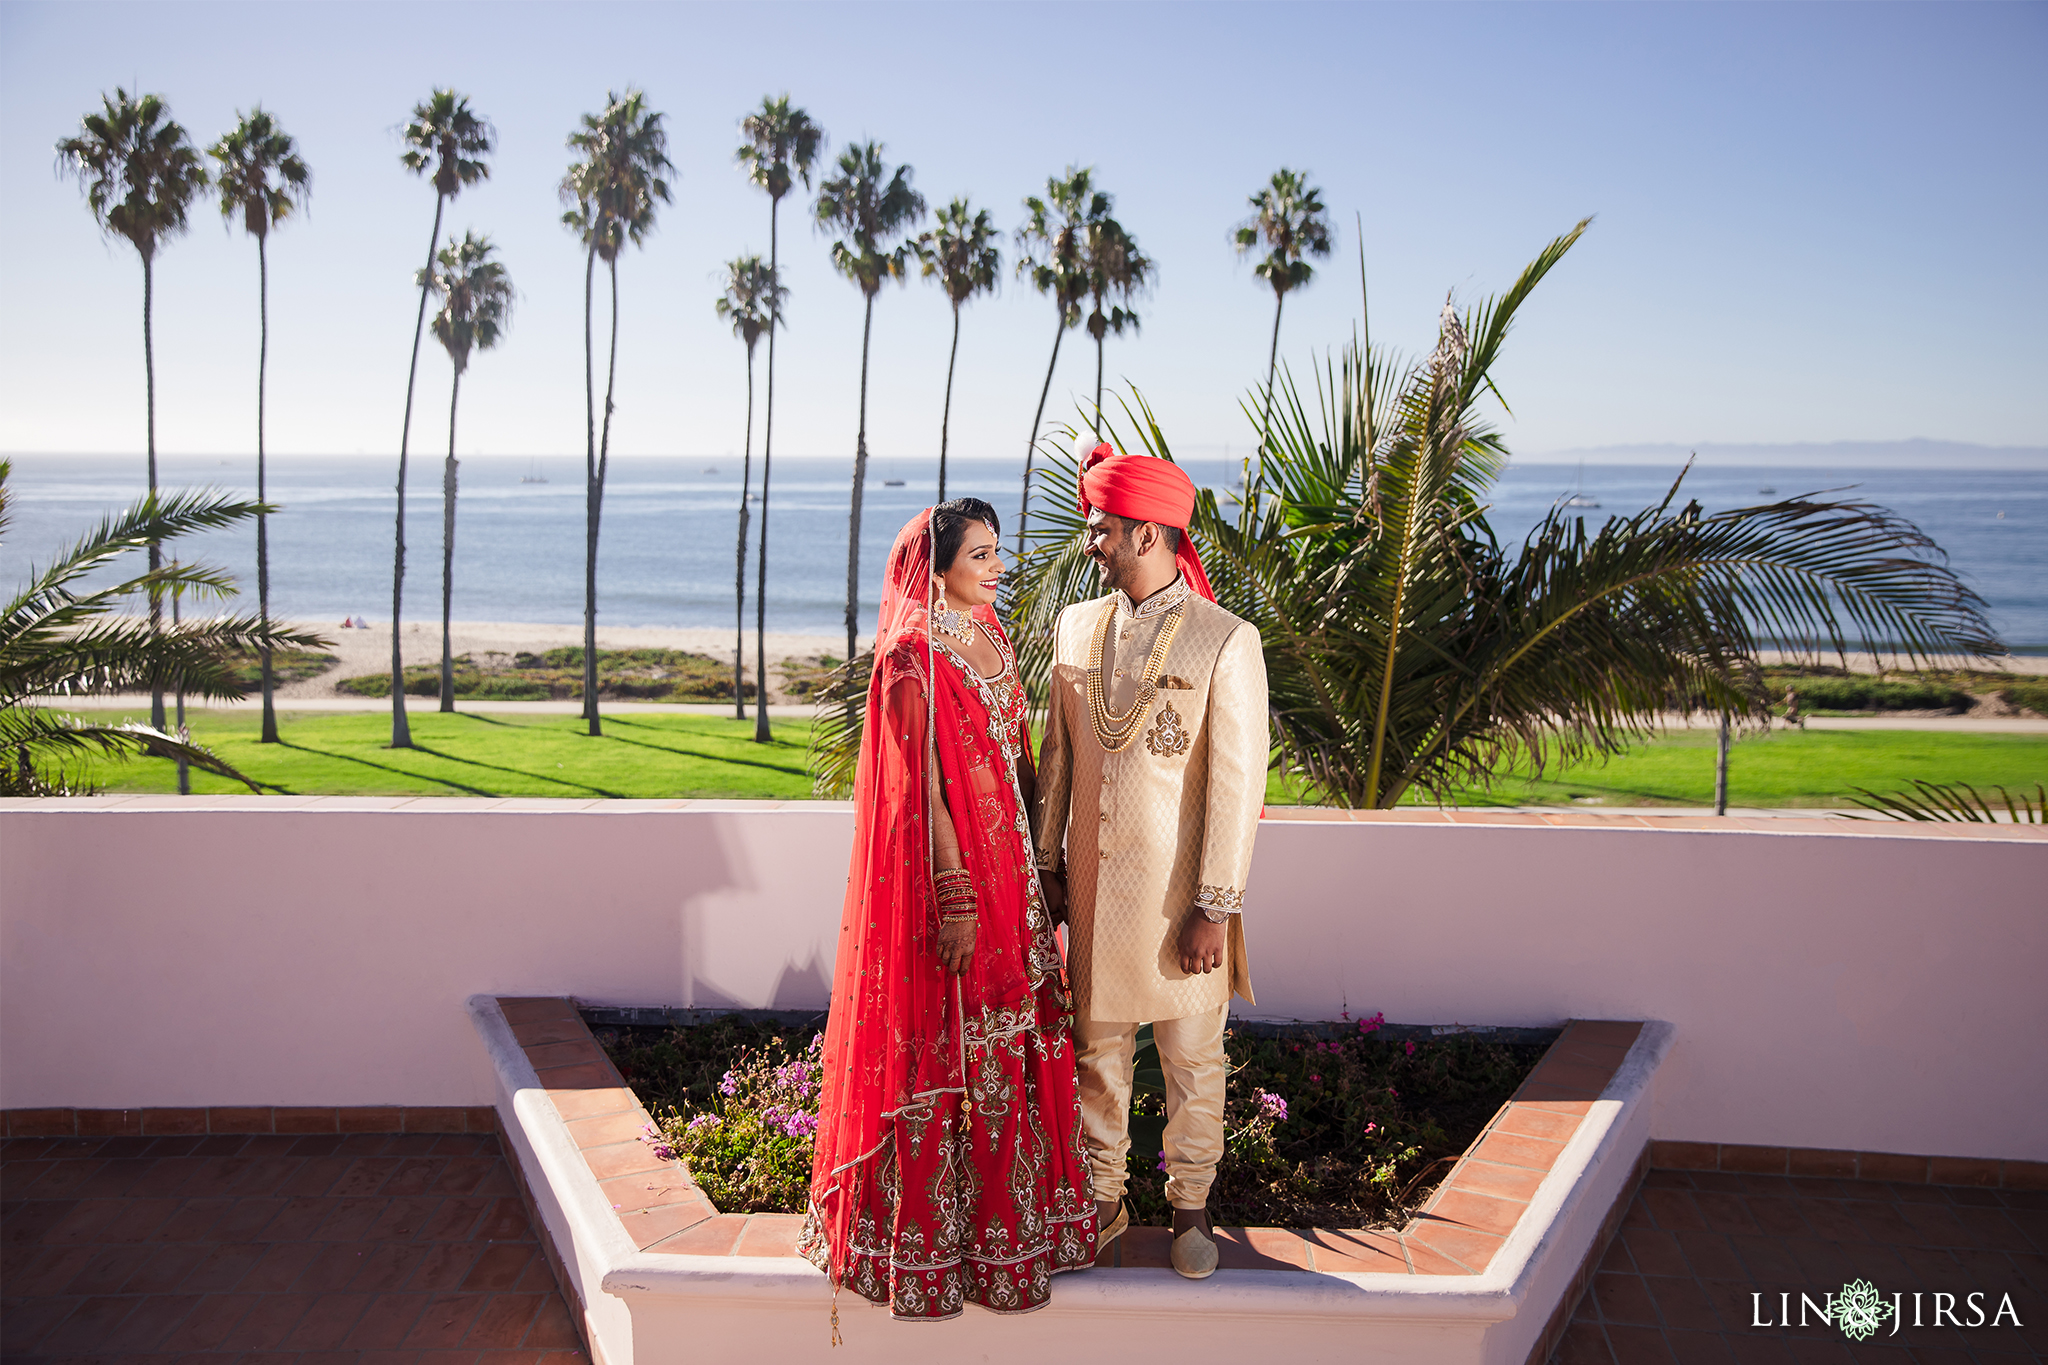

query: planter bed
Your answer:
[470,995,1669,1365]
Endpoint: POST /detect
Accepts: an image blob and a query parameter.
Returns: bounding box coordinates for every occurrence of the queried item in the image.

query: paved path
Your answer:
[1550,1166,2047,1362]
[1,1131,590,1364]
[31,696,819,718]
[33,697,2048,732]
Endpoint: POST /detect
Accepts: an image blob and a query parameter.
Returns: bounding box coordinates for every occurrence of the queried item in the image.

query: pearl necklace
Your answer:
[1086,595,1185,753]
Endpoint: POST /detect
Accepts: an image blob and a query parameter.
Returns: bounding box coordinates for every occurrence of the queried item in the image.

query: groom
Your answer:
[1035,443,1267,1280]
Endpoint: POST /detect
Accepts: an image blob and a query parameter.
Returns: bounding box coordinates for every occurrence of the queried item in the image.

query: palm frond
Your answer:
[1849,780,2044,824]
[0,706,264,796]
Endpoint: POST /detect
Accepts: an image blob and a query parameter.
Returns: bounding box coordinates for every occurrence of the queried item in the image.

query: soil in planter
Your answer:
[595,1015,1547,1231]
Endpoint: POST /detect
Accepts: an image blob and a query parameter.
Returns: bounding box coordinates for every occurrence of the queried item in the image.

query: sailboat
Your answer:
[1559,460,1599,510]
[520,459,547,485]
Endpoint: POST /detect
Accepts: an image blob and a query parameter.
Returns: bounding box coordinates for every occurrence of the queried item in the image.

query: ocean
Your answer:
[4,452,2043,651]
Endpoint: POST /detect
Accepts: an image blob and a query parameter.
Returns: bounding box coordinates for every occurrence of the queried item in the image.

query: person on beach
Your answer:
[800,499,1096,1325]
[1034,443,1268,1281]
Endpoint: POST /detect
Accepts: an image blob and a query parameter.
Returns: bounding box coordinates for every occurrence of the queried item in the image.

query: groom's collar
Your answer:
[1115,572,1191,621]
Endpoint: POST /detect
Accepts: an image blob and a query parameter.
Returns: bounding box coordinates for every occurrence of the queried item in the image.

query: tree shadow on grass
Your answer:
[601,716,809,778]
[274,739,623,799]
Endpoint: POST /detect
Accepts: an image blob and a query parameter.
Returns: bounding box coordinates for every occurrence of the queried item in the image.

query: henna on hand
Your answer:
[937,919,977,976]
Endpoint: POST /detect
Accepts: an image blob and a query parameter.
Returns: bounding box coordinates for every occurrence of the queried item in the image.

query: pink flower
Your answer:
[1364,1122,1378,1135]
[1405,1040,1416,1056]
[1255,1090,1288,1122]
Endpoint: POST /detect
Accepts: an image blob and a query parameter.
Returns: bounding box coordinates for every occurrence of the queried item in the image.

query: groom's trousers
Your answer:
[1073,1003,1230,1210]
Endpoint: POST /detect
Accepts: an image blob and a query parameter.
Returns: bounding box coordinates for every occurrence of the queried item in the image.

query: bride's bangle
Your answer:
[934,867,977,924]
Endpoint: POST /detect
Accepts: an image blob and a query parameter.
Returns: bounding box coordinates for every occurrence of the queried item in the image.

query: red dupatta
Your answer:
[804,511,1063,1296]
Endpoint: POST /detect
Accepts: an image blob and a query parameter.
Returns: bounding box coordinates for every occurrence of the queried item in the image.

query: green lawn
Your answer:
[67,709,817,800]
[1386,727,2047,809]
[51,708,2048,808]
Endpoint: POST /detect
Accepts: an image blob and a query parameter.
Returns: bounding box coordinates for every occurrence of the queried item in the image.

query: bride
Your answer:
[800,498,1097,1322]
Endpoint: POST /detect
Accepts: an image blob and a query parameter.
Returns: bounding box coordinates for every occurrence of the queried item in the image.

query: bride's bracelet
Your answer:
[934,867,978,925]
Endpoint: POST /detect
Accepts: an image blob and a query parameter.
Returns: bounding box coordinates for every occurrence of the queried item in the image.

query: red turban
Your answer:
[1077,443,1214,601]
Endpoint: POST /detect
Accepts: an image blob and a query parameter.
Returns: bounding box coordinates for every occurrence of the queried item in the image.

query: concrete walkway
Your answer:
[32,697,2048,732]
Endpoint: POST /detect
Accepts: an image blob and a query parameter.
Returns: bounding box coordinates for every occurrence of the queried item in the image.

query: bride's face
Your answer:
[936,520,1002,610]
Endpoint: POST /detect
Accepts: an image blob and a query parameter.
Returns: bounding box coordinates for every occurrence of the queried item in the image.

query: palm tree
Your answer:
[561,90,672,738]
[1,460,327,795]
[737,97,825,744]
[208,107,310,746]
[1010,225,1998,809]
[1013,167,1096,551]
[814,141,926,667]
[420,232,514,712]
[716,255,785,722]
[54,89,209,739]
[1235,168,1331,449]
[1079,201,1152,435]
[392,90,492,749]
[916,198,1000,501]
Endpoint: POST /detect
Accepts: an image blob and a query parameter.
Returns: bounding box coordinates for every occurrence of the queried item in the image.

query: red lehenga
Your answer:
[799,512,1095,1321]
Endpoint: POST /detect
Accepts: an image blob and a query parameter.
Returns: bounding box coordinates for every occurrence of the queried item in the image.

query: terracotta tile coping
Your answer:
[498,996,1644,1279]
[1,1104,497,1138]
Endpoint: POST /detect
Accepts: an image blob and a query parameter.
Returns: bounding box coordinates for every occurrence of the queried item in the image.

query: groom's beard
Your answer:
[1090,536,1139,595]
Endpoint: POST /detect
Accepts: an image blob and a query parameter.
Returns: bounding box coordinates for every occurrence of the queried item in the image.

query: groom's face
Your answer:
[1084,509,1144,593]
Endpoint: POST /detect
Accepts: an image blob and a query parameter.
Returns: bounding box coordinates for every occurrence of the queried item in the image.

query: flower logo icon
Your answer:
[1834,1279,1895,1341]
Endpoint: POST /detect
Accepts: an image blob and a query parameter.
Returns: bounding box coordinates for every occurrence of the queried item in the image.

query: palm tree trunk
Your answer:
[586,254,621,739]
[256,234,277,744]
[581,243,598,730]
[144,254,164,734]
[439,370,461,713]
[754,199,781,745]
[939,305,960,503]
[734,344,754,721]
[1252,290,1285,502]
[172,586,187,795]
[1094,329,1105,437]
[845,291,874,669]
[1019,307,1068,555]
[392,194,445,749]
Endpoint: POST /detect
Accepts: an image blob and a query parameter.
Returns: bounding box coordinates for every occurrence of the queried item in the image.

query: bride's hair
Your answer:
[932,498,1001,571]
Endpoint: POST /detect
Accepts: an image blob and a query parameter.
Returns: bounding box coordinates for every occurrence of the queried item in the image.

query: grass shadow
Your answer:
[274,741,498,798]
[601,717,809,777]
[404,742,625,798]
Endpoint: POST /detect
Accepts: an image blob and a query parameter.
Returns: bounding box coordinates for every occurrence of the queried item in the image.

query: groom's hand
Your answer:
[1041,873,1068,925]
[1178,915,1228,975]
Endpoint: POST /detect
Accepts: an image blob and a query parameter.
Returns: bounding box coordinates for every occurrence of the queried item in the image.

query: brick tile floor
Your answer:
[1550,1168,2048,1363]
[1,1132,591,1365]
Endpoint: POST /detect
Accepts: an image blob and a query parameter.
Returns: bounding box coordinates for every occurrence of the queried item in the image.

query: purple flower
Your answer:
[1254,1090,1288,1122]
[1358,1011,1385,1034]
[687,1113,721,1132]
[718,1070,740,1097]
[1156,1155,1168,1171]
[1405,1040,1417,1056]
[780,1111,819,1140]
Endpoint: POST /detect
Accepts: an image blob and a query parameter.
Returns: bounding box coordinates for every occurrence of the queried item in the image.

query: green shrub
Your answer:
[1773,674,1969,712]
[625,1024,822,1214]
[221,647,339,690]
[334,648,752,701]
[1999,679,2048,716]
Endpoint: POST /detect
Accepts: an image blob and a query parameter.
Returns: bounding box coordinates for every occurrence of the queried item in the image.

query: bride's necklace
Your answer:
[931,604,978,646]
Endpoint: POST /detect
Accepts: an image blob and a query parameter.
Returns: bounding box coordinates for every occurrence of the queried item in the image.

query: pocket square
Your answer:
[1157,675,1193,690]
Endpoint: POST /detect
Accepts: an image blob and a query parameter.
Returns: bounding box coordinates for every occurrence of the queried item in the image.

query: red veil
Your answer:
[801,510,1091,1320]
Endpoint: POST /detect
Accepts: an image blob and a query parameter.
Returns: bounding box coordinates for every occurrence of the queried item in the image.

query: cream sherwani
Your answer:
[1034,576,1267,1207]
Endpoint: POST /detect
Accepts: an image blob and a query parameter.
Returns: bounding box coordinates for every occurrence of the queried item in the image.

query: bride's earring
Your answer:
[931,576,975,645]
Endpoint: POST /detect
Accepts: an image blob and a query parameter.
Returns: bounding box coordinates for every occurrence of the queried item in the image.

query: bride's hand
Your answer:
[936,919,977,975]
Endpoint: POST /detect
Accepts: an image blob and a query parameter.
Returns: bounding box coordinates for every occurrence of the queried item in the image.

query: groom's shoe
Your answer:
[1092,1199,1129,1265]
[1171,1224,1219,1279]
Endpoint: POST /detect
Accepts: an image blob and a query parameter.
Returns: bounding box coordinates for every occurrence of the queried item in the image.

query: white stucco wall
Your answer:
[3,798,2041,1160]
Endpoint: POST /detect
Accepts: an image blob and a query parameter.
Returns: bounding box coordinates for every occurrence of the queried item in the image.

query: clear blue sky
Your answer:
[2,0,2043,465]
